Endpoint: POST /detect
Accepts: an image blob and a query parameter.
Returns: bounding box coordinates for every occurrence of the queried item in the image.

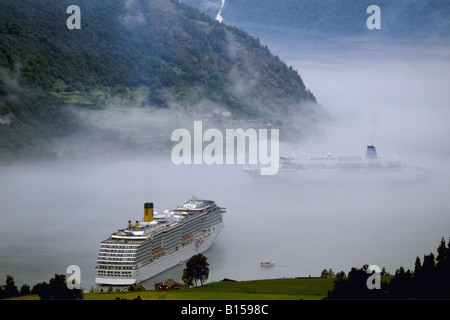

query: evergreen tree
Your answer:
[19,284,30,296]
[31,274,83,300]
[326,236,450,299]
[415,253,436,298]
[388,267,414,299]
[31,281,48,297]
[320,269,329,278]
[434,237,450,298]
[2,275,19,298]
[328,268,335,278]
[326,265,384,299]
[320,268,335,278]
[414,256,422,275]
[436,237,448,265]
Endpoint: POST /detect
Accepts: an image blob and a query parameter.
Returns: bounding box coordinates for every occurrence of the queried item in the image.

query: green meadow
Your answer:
[84,278,335,300]
[6,276,397,300]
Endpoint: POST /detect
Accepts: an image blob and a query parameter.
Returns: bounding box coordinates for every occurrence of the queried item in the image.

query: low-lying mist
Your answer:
[1,38,449,290]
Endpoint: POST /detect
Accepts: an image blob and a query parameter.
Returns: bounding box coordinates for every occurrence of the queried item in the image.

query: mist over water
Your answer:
[1,37,449,291]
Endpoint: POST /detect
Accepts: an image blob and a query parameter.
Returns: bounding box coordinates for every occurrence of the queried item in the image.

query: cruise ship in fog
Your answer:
[244,145,431,179]
[95,195,225,286]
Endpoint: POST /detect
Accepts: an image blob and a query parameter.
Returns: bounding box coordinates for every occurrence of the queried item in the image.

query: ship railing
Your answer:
[102,238,144,245]
[137,231,212,269]
[95,265,137,271]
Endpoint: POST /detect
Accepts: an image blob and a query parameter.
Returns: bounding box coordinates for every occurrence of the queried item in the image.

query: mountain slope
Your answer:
[0,0,318,159]
[184,0,450,41]
[0,0,315,112]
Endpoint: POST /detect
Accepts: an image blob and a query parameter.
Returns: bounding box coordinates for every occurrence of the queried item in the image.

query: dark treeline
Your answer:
[326,236,450,299]
[0,274,83,300]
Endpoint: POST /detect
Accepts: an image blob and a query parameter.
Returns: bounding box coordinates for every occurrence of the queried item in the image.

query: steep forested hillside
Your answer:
[0,0,317,159]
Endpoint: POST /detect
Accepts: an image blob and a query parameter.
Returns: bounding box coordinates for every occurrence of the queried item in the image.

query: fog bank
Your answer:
[1,39,449,291]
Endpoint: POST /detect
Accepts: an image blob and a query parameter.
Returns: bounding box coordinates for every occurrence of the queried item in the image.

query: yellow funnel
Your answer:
[144,202,154,222]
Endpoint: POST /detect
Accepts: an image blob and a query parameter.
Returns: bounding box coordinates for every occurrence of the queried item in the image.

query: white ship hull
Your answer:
[244,146,432,182]
[245,165,431,183]
[95,196,225,287]
[95,222,223,286]
[135,221,223,284]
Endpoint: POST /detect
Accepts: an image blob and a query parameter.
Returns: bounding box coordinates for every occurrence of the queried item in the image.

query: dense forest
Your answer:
[184,0,450,40]
[326,236,450,299]
[0,274,83,300]
[0,0,317,160]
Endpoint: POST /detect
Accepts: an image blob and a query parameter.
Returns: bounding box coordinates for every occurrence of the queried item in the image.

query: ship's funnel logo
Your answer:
[366,145,378,159]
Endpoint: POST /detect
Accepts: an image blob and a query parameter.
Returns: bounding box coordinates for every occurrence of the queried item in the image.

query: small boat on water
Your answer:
[260,260,275,267]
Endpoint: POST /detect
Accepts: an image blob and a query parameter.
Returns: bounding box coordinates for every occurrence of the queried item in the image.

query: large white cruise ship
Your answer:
[95,195,225,286]
[244,145,431,180]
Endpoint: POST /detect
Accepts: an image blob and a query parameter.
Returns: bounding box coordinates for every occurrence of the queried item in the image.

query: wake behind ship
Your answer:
[95,195,225,286]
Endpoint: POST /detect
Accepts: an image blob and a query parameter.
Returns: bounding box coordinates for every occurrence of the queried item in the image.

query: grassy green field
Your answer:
[7,276,397,300]
[6,278,335,300]
[84,278,336,300]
